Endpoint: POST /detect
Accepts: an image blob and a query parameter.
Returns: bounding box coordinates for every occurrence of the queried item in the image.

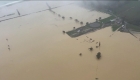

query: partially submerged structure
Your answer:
[89,47,93,51]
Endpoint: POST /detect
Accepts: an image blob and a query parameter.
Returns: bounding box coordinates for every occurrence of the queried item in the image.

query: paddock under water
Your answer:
[0,1,140,80]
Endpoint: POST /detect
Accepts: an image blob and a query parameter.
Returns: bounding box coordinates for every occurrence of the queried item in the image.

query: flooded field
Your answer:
[0,1,140,80]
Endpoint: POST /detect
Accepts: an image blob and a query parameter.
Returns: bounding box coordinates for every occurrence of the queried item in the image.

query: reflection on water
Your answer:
[0,1,140,80]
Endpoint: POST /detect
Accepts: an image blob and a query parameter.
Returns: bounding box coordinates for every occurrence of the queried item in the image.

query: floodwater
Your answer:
[0,1,140,80]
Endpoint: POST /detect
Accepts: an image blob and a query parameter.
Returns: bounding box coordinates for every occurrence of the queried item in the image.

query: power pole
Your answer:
[46,2,51,11]
[16,9,20,16]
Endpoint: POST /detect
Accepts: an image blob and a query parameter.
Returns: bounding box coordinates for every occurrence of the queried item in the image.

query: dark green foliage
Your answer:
[100,16,115,23]
[89,47,93,51]
[96,52,101,59]
[80,22,83,24]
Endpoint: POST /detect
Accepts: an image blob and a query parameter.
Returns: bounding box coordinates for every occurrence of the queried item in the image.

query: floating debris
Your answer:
[6,38,8,41]
[96,52,101,59]
[86,36,88,38]
[73,27,75,29]
[79,53,82,56]
[70,17,72,19]
[92,40,95,42]
[96,46,98,48]
[96,42,98,44]
[95,78,98,80]
[8,45,10,47]
[89,47,93,51]
[77,39,78,40]
[90,38,92,40]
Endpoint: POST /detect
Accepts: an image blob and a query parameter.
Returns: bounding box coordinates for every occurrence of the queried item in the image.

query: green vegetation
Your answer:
[112,1,140,26]
[111,25,120,31]
[98,22,103,27]
[103,1,140,26]
[127,23,140,32]
[84,1,140,26]
[66,25,93,37]
[100,16,115,23]
[67,22,101,37]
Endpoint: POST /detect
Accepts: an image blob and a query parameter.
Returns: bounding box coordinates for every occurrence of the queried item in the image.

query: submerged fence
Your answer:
[0,1,49,22]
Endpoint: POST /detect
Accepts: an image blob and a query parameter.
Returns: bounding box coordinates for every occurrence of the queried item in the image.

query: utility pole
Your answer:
[16,9,20,16]
[46,2,51,11]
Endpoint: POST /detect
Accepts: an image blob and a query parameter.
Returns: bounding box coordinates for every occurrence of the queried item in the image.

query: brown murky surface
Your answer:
[0,1,140,80]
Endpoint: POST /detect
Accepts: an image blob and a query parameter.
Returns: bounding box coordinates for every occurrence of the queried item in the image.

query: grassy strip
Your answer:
[100,16,115,23]
[127,23,140,32]
[66,25,93,37]
[111,25,121,32]
[66,22,101,37]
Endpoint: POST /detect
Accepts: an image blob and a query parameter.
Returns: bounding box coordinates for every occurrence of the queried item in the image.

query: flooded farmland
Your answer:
[0,1,140,80]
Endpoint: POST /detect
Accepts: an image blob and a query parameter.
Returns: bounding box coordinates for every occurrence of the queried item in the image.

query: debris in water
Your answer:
[6,38,8,41]
[89,47,93,51]
[95,78,98,80]
[8,45,10,47]
[90,38,92,40]
[96,52,101,59]
[99,42,100,46]
[77,39,78,40]
[92,40,95,42]
[73,27,75,29]
[96,42,98,44]
[70,17,72,19]
[86,36,88,38]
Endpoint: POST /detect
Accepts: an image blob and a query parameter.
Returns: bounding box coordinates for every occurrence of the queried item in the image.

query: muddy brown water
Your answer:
[0,1,140,80]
